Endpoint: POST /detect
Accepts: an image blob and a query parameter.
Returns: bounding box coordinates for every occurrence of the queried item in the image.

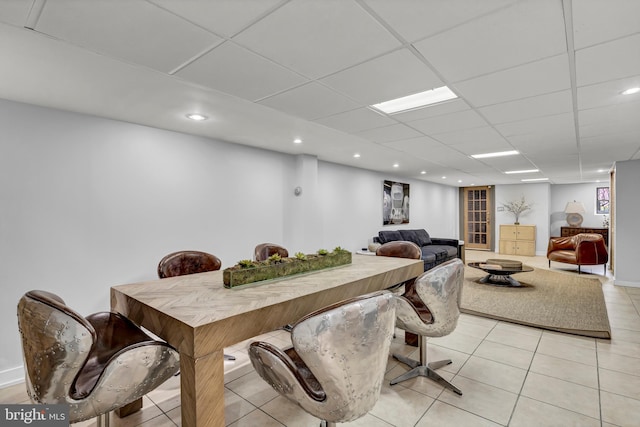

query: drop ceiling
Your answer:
[1,0,639,186]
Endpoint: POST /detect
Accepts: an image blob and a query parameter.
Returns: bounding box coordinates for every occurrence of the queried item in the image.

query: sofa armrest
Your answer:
[430,238,459,248]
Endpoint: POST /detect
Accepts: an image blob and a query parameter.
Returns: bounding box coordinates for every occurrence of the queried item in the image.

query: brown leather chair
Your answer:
[157,250,235,361]
[376,241,422,346]
[248,291,396,427]
[254,243,289,261]
[547,233,608,274]
[17,290,180,426]
[157,250,222,278]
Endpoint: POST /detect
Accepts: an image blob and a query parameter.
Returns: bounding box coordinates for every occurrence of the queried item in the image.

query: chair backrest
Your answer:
[375,240,421,259]
[254,243,289,261]
[396,258,464,337]
[157,250,222,278]
[289,291,396,422]
[17,290,95,405]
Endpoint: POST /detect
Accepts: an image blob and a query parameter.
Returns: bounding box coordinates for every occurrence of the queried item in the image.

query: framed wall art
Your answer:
[383,180,410,225]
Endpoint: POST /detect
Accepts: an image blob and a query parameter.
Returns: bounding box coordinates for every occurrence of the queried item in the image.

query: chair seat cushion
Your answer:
[548,250,578,264]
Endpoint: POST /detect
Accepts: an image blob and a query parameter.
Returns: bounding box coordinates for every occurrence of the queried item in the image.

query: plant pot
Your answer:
[223,251,352,288]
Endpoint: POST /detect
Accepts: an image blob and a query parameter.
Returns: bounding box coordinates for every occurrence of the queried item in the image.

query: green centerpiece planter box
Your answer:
[223,249,352,288]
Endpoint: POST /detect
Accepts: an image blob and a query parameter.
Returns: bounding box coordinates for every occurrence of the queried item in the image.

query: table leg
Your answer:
[180,350,225,427]
[480,274,522,287]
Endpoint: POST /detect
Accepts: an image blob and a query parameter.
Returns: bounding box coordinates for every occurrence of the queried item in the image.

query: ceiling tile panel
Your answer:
[572,0,640,50]
[409,109,487,135]
[576,33,640,87]
[496,113,575,138]
[320,48,442,105]
[579,102,640,138]
[577,76,640,110]
[363,0,516,42]
[434,126,509,147]
[233,0,401,79]
[314,108,396,134]
[479,90,573,125]
[176,41,308,101]
[454,55,571,107]
[258,82,360,120]
[35,0,221,73]
[356,123,423,143]
[149,0,283,38]
[0,0,31,26]
[413,0,566,82]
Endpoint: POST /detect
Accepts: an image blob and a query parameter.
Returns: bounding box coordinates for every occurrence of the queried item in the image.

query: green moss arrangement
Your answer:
[223,248,352,288]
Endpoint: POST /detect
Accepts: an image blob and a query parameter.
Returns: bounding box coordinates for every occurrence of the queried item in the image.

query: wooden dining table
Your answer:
[110,253,424,427]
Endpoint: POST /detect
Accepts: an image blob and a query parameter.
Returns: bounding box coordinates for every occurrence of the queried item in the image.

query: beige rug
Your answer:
[461,266,611,339]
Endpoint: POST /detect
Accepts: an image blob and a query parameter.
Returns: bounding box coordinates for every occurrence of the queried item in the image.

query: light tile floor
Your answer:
[3,250,640,426]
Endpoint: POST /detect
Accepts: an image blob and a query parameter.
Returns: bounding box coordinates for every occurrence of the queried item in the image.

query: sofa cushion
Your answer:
[413,229,432,246]
[378,230,402,244]
[398,229,419,245]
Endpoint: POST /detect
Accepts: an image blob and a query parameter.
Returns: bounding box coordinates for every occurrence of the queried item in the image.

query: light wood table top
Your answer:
[111,254,423,427]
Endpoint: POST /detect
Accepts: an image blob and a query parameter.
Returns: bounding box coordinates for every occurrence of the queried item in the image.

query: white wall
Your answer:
[550,182,610,236]
[494,183,551,255]
[0,99,459,386]
[614,159,640,287]
[318,162,459,252]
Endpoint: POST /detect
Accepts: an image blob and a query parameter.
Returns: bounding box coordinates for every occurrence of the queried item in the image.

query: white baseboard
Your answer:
[0,366,24,389]
[614,279,640,288]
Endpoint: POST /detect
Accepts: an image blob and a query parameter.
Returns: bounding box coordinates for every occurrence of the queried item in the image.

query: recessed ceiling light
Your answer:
[504,169,539,174]
[457,180,462,183]
[353,153,360,158]
[370,86,457,114]
[186,113,208,121]
[420,171,426,174]
[293,138,302,144]
[471,150,519,159]
[521,178,549,182]
[441,176,446,179]
[622,87,640,95]
[393,163,399,168]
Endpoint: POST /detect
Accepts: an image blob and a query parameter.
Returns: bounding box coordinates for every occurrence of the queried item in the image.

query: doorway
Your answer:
[463,186,492,250]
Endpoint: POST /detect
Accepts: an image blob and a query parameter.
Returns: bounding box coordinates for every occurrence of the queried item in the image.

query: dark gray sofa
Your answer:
[375,229,460,271]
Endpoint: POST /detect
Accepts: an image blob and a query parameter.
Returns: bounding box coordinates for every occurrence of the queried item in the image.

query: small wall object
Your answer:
[223,248,352,288]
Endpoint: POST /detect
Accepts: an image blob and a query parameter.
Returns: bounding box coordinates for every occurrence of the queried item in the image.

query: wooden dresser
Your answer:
[560,226,609,246]
[499,224,536,256]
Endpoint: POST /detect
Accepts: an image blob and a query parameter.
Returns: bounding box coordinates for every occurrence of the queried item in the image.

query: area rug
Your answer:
[461,266,611,339]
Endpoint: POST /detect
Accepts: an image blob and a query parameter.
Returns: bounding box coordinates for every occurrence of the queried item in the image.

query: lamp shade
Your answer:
[564,201,585,214]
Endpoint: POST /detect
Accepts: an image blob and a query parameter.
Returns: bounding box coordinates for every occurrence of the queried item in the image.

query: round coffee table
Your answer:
[468,260,533,287]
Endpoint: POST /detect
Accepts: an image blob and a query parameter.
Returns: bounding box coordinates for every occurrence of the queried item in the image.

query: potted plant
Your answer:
[223,247,352,288]
[502,196,533,225]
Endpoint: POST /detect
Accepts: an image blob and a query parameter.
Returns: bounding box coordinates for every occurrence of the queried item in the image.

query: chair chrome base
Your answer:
[390,353,462,395]
[320,421,336,427]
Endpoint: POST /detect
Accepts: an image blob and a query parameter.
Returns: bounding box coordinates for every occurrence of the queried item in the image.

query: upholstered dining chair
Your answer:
[248,291,396,427]
[390,258,465,395]
[157,250,235,361]
[376,241,422,345]
[17,290,180,426]
[254,243,289,261]
[157,250,222,279]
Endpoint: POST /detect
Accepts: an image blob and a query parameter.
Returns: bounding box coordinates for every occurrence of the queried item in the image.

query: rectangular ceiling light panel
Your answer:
[470,150,519,159]
[371,86,457,114]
